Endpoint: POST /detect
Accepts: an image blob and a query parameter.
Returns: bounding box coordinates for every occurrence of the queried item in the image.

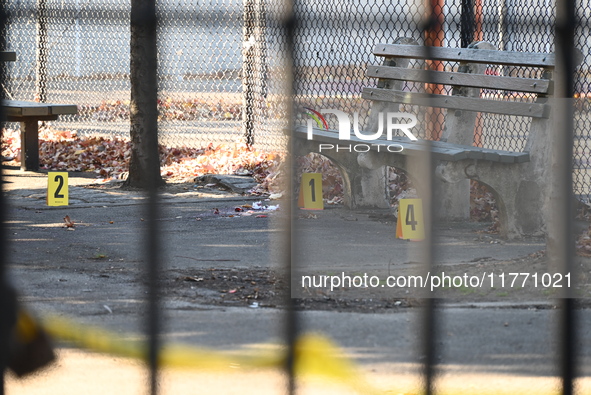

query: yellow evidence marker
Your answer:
[298,173,324,210]
[47,172,69,206]
[396,198,424,241]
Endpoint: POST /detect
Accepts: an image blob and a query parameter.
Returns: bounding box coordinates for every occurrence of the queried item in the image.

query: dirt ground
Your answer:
[47,179,591,312]
[164,253,591,313]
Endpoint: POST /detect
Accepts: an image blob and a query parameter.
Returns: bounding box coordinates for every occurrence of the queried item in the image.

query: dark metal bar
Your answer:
[420,2,442,394]
[554,0,577,394]
[0,139,7,389]
[420,294,436,395]
[0,0,11,393]
[130,0,161,393]
[282,0,297,393]
[145,142,161,395]
[460,0,474,48]
[145,152,161,395]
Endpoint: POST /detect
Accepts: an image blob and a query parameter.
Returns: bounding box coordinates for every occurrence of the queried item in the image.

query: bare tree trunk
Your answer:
[126,0,163,189]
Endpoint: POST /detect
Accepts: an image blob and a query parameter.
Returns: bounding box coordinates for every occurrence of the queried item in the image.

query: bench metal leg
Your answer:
[20,120,39,171]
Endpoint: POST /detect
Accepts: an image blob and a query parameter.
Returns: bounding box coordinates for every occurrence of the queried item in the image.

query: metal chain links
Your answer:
[2,0,591,201]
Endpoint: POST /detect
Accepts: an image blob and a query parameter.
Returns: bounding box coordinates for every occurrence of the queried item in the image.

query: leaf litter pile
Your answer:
[78,98,243,122]
[1,127,285,193]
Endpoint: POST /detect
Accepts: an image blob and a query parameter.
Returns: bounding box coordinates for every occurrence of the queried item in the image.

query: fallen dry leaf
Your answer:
[1,128,286,190]
[182,276,204,282]
[299,212,317,219]
[63,215,75,228]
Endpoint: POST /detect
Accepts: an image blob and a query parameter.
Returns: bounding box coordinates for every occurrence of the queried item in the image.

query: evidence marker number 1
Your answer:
[47,172,69,206]
[298,172,324,210]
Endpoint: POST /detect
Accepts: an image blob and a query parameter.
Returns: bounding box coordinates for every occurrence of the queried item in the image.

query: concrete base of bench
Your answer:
[294,137,378,208]
[354,149,547,239]
[295,134,549,239]
[436,159,546,239]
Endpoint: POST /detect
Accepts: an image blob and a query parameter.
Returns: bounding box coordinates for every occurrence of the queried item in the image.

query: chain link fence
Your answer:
[2,0,591,200]
[289,0,591,202]
[3,0,289,151]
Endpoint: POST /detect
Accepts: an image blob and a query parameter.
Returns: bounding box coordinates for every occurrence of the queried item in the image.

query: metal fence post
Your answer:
[243,0,255,146]
[35,0,47,102]
[243,0,268,147]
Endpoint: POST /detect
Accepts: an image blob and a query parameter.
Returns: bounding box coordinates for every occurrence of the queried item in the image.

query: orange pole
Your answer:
[473,0,484,147]
[474,0,483,41]
[425,0,445,140]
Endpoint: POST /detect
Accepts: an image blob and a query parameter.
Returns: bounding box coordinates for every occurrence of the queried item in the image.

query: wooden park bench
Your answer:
[1,52,78,171]
[295,37,569,239]
[3,100,78,171]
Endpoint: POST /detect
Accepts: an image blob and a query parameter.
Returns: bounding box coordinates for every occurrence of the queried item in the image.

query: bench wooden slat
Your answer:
[432,141,529,163]
[295,126,530,163]
[2,100,77,118]
[434,142,488,160]
[0,52,16,62]
[49,104,78,115]
[495,150,531,163]
[373,44,555,68]
[482,150,501,161]
[4,102,49,116]
[366,65,551,94]
[373,137,471,160]
[361,87,549,118]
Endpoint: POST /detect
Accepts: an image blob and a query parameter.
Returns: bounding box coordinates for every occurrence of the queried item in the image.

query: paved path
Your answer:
[3,167,590,394]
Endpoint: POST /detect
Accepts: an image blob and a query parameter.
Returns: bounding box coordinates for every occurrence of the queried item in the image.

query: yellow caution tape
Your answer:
[15,309,40,343]
[37,314,578,395]
[41,314,382,394]
[294,333,381,395]
[42,315,280,370]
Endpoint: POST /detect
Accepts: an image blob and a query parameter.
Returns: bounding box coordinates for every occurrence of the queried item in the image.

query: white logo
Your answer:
[305,109,417,153]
